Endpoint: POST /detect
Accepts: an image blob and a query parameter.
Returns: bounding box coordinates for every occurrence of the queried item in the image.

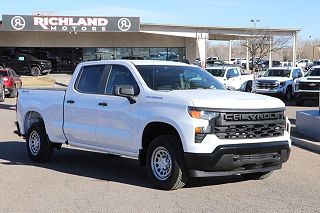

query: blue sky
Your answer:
[1,0,318,40]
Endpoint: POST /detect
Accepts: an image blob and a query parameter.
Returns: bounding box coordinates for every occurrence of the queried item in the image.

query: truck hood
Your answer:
[163,89,285,110]
[257,77,290,82]
[298,76,320,82]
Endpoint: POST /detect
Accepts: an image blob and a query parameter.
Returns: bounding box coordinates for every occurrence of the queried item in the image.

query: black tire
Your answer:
[284,87,292,101]
[245,85,252,92]
[26,122,53,162]
[241,171,273,180]
[0,87,5,102]
[30,66,41,76]
[9,85,17,98]
[146,135,189,190]
[295,100,304,106]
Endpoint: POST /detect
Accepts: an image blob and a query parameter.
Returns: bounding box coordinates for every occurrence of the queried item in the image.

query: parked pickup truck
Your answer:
[253,67,303,101]
[294,66,320,106]
[15,60,291,190]
[0,54,52,76]
[205,66,254,92]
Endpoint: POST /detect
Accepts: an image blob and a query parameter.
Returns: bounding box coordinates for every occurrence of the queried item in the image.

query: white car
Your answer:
[294,66,320,105]
[253,67,303,101]
[205,66,254,91]
[15,60,291,190]
[297,59,311,69]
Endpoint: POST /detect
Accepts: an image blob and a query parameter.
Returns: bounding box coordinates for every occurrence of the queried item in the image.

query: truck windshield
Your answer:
[262,69,290,77]
[135,65,225,91]
[305,68,320,76]
[205,69,225,77]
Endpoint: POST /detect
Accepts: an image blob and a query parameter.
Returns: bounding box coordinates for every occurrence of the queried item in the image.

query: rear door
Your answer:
[64,64,109,147]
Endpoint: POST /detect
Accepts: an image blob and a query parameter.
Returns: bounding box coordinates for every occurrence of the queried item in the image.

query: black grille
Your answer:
[299,82,320,90]
[255,81,278,89]
[213,111,285,139]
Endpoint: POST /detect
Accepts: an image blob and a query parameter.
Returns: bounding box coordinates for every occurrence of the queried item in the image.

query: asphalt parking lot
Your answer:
[0,77,319,212]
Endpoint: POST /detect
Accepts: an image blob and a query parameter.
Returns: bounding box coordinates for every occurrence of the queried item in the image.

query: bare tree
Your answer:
[238,29,291,73]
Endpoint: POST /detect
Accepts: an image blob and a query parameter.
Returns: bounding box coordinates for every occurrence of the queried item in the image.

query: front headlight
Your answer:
[279,81,286,87]
[188,107,219,120]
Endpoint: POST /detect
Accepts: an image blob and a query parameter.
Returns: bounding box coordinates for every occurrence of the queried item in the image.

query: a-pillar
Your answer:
[196,33,208,68]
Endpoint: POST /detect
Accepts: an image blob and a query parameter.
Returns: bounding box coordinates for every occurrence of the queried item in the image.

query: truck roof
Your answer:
[79,60,191,67]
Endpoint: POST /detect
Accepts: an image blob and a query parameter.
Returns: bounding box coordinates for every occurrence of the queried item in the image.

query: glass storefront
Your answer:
[0,47,185,72]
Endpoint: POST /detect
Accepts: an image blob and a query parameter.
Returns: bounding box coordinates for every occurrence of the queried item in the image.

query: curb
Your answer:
[291,136,320,153]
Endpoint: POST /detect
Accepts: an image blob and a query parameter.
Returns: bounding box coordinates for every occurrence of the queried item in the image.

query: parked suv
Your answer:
[0,68,22,98]
[0,54,52,76]
[294,66,320,105]
[253,67,303,101]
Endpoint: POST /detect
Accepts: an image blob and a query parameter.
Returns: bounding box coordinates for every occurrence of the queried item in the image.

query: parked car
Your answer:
[297,59,311,70]
[305,61,320,71]
[257,60,281,71]
[0,77,5,102]
[0,68,22,98]
[206,59,229,67]
[294,66,320,105]
[0,54,52,76]
[253,67,303,101]
[205,66,254,92]
[15,60,291,190]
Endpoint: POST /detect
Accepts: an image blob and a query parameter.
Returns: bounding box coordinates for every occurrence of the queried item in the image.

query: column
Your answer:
[292,32,297,67]
[269,37,272,69]
[229,40,232,63]
[196,33,209,68]
[246,39,249,71]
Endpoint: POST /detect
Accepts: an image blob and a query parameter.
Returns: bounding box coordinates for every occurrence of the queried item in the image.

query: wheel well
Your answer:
[24,111,44,134]
[139,122,182,166]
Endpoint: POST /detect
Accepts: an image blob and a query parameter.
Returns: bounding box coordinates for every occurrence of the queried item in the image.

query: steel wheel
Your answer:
[31,67,40,76]
[29,130,41,156]
[151,146,172,180]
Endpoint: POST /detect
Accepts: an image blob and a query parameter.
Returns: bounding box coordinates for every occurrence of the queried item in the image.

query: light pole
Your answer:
[250,19,260,28]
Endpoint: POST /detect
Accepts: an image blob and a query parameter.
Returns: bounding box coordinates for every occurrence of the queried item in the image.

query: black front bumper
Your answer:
[184,141,290,177]
[295,92,319,101]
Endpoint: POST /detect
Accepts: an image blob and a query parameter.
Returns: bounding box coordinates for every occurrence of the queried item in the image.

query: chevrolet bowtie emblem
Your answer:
[309,83,317,87]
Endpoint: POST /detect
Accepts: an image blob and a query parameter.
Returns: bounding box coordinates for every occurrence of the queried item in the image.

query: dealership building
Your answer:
[0,14,300,71]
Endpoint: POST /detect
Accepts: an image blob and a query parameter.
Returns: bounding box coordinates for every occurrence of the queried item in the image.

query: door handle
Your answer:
[98,102,108,107]
[66,100,75,104]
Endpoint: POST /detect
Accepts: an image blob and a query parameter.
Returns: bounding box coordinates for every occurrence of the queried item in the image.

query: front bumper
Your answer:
[295,91,319,101]
[184,141,290,177]
[254,88,285,95]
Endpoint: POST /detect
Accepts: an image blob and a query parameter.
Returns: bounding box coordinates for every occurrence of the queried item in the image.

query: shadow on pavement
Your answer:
[0,141,246,189]
[0,102,15,111]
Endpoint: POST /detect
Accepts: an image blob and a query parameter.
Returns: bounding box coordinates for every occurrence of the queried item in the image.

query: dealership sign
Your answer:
[2,15,140,32]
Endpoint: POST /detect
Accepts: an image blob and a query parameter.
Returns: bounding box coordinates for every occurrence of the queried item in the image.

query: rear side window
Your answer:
[75,65,107,94]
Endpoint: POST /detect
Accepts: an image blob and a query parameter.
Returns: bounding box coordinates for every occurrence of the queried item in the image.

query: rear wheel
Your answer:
[241,171,273,180]
[26,122,53,162]
[0,87,5,102]
[146,135,189,190]
[31,67,41,76]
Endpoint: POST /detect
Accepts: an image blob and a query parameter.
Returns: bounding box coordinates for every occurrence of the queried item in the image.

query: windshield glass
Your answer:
[22,54,38,61]
[305,68,320,76]
[205,69,225,77]
[262,69,291,77]
[135,65,225,91]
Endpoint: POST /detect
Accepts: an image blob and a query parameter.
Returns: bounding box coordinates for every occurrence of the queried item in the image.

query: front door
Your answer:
[95,64,141,153]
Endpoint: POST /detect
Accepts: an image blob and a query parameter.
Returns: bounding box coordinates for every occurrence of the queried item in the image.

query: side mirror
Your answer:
[226,74,233,79]
[113,85,137,104]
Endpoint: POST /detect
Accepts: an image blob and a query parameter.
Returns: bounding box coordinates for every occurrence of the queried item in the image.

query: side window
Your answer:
[8,70,13,77]
[233,68,240,77]
[292,69,299,79]
[75,65,106,94]
[226,69,233,78]
[106,65,139,95]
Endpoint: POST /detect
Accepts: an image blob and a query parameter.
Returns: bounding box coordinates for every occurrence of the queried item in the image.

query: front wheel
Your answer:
[241,171,273,180]
[26,122,53,162]
[31,67,41,76]
[146,135,189,190]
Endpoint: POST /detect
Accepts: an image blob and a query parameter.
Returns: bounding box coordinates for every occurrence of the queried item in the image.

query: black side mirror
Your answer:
[113,85,137,104]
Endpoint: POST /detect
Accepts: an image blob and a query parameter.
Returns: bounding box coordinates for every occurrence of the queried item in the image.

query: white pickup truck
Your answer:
[15,60,291,190]
[205,66,254,92]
